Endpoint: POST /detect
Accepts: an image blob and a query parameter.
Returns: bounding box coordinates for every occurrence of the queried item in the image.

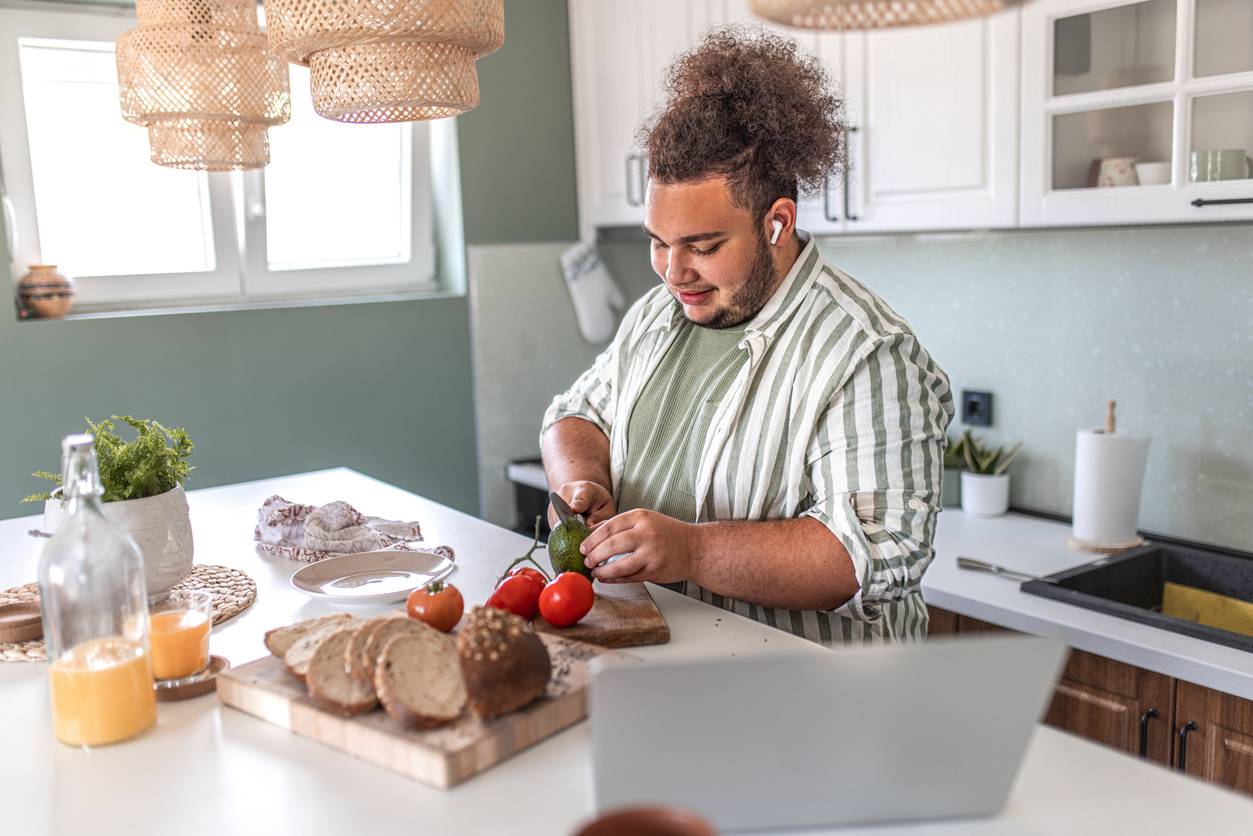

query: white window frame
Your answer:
[0,4,437,311]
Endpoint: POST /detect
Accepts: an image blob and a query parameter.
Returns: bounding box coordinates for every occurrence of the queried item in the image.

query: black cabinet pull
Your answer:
[1178,720,1199,772]
[1191,197,1253,207]
[823,177,839,222]
[1138,708,1158,759]
[843,126,859,222]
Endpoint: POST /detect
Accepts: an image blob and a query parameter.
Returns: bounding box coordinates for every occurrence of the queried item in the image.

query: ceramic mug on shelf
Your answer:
[1190,149,1251,182]
[1096,156,1138,188]
[1134,161,1171,185]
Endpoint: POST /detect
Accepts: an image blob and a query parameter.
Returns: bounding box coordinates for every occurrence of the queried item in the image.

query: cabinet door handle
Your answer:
[823,176,839,222]
[639,153,649,207]
[1191,197,1253,207]
[1177,720,1199,772]
[1138,708,1158,759]
[625,154,641,207]
[843,125,860,222]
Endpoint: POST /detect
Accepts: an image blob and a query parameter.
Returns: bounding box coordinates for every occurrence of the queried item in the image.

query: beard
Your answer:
[701,230,777,329]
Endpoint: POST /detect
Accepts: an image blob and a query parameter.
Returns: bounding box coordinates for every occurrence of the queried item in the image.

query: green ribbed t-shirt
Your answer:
[618,319,747,522]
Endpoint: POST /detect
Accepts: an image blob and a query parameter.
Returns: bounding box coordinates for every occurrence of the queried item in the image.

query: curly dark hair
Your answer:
[641,26,845,220]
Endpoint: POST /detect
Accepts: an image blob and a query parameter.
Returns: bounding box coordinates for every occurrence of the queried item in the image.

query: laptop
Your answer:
[590,634,1068,832]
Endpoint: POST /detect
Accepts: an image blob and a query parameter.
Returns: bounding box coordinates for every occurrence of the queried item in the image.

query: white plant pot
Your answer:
[44,484,194,599]
[961,472,1010,518]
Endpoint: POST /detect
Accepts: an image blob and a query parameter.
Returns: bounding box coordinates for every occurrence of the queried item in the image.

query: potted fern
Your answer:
[26,416,195,598]
[959,430,1022,518]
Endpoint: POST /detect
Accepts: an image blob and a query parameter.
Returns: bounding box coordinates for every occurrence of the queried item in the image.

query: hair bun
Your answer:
[642,26,845,215]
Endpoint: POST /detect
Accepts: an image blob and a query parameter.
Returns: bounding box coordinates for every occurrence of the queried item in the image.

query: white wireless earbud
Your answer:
[769,219,783,246]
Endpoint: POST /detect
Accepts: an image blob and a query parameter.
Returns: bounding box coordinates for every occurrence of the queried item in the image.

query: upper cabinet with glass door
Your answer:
[1021,0,1253,225]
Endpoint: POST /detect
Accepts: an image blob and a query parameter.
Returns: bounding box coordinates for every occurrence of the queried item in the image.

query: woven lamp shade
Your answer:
[264,0,504,124]
[116,0,290,170]
[751,0,1009,29]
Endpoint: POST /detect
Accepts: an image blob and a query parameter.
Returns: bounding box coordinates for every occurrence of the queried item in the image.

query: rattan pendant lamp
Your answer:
[264,0,505,124]
[116,0,291,170]
[750,0,1010,29]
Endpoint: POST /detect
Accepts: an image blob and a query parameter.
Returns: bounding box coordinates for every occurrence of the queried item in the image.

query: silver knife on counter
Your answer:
[956,556,1059,584]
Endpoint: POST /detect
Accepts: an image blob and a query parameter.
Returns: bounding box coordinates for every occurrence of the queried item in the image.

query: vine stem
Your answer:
[494,516,552,588]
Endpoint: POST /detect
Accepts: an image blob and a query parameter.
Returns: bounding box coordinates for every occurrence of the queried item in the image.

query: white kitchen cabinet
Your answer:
[571,1,1019,236]
[569,0,713,238]
[839,9,1021,232]
[1021,0,1253,226]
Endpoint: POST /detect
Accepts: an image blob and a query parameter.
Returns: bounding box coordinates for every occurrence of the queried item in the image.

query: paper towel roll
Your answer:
[1072,429,1150,547]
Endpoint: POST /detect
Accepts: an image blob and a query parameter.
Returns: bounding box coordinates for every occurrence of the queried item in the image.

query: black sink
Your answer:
[1021,543,1253,653]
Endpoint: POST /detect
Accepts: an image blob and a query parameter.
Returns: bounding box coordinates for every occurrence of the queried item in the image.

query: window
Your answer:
[0,7,436,311]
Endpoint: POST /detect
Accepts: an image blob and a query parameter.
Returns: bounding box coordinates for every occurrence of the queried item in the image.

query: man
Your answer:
[541,29,953,643]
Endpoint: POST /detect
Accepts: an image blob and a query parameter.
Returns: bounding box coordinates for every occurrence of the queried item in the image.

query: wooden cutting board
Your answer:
[217,634,623,789]
[534,581,670,648]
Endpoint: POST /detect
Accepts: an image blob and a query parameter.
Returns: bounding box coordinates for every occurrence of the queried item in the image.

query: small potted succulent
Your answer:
[26,416,195,598]
[941,434,967,508]
[959,430,1022,518]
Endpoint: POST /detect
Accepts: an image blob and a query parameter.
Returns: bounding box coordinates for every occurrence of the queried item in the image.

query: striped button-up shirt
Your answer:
[541,235,954,643]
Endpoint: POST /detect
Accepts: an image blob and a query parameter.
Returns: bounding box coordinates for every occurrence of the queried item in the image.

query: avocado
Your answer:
[548,519,592,579]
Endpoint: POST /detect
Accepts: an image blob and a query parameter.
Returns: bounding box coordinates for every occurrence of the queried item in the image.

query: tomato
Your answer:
[486,574,542,621]
[538,573,595,628]
[406,581,464,632]
[508,566,548,592]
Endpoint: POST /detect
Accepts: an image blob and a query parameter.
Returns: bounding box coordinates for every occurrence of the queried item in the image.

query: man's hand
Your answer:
[549,480,616,528]
[580,509,699,584]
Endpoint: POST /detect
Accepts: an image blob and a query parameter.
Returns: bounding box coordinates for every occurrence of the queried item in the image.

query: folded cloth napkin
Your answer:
[255,495,423,558]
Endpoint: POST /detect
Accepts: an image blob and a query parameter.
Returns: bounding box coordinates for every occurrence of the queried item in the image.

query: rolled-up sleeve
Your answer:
[800,332,954,623]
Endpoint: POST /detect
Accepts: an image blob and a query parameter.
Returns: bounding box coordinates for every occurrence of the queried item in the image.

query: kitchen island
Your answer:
[2,468,1250,835]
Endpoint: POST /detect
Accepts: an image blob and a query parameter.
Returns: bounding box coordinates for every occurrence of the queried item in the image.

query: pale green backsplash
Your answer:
[600,224,1253,553]
[0,0,579,520]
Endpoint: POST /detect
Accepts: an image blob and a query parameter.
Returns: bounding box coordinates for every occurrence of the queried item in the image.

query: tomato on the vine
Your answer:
[486,574,542,621]
[508,566,548,592]
[538,573,595,628]
[406,581,464,632]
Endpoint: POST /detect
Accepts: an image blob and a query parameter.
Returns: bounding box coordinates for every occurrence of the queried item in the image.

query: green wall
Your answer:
[456,0,580,245]
[1,0,580,519]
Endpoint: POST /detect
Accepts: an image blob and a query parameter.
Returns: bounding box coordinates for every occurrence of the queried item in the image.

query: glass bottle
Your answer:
[38,433,156,746]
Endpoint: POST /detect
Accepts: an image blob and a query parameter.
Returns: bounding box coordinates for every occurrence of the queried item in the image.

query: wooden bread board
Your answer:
[534,581,670,648]
[217,633,624,789]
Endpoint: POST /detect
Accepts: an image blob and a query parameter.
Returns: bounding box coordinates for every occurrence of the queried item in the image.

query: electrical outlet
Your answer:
[962,390,993,427]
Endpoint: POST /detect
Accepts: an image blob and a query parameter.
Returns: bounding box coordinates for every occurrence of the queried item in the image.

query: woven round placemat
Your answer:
[0,564,257,663]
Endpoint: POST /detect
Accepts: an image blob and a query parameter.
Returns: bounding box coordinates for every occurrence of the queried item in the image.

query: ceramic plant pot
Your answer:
[960,472,1010,518]
[44,484,194,598]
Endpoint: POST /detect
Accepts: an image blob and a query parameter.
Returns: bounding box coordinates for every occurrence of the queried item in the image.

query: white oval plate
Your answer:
[290,550,455,605]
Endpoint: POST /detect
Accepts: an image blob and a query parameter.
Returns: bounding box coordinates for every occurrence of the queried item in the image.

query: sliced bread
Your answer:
[373,626,466,729]
[306,625,379,717]
[265,612,355,659]
[457,607,552,720]
[283,616,359,682]
[345,612,407,686]
[360,617,430,686]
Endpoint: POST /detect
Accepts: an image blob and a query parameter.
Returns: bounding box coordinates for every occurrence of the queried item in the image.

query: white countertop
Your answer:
[2,469,1251,835]
[925,510,1253,700]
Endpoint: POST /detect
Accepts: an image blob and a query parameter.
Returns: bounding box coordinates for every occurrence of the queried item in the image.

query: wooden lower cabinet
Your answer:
[1043,650,1175,766]
[1175,681,1253,796]
[926,605,959,637]
[925,605,1253,797]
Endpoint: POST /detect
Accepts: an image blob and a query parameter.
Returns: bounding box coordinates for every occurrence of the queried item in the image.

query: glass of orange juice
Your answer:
[149,590,213,681]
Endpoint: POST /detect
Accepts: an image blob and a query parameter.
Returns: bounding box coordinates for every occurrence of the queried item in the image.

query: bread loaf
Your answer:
[374,626,465,729]
[457,607,551,720]
[306,625,378,717]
